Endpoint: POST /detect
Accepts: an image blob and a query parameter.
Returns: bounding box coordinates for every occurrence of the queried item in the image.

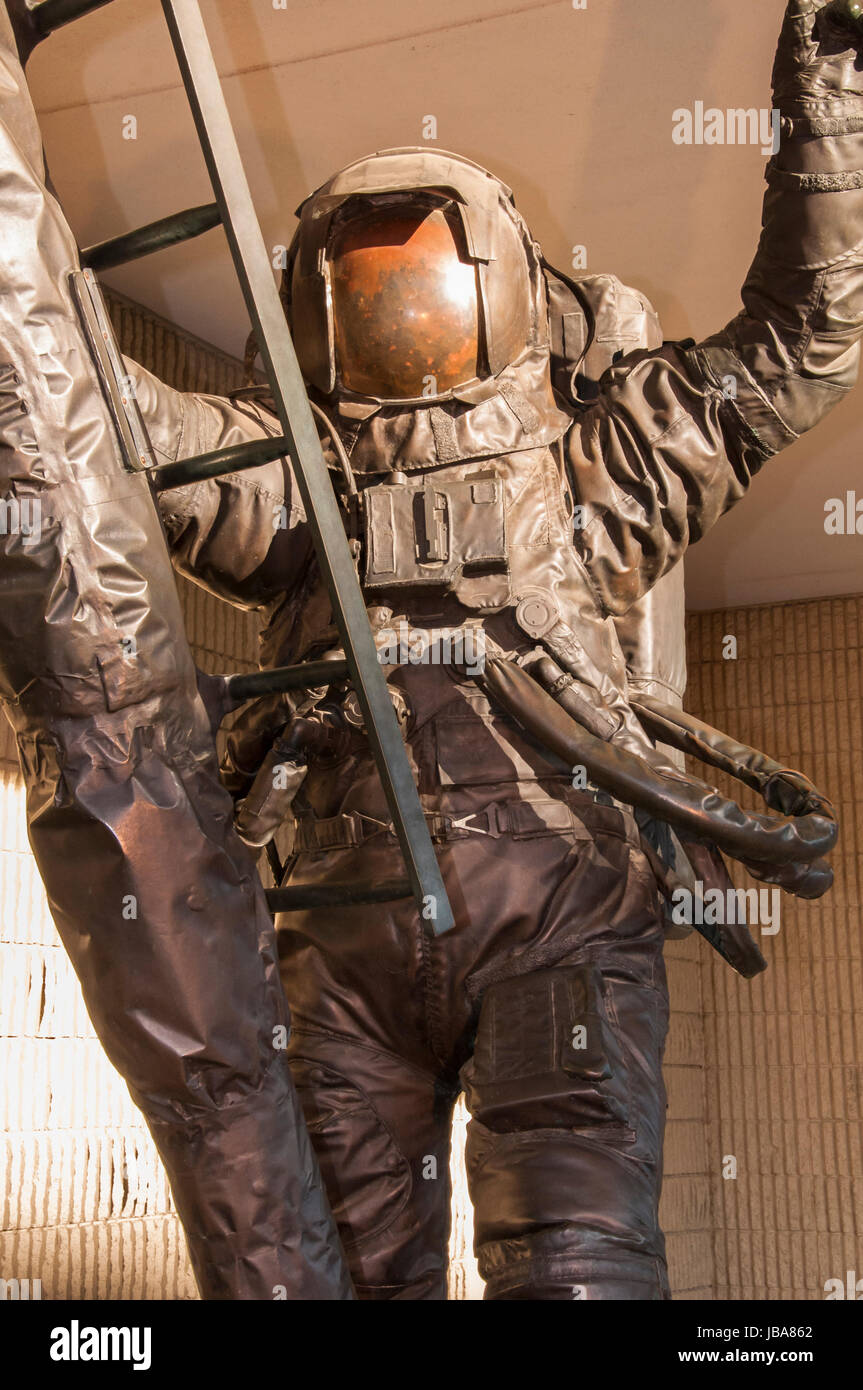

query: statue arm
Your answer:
[566,0,863,614]
[128,360,314,610]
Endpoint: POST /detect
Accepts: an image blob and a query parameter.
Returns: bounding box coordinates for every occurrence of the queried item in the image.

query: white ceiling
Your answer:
[26,0,863,610]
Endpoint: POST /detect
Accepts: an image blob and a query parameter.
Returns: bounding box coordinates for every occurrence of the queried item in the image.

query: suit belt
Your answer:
[293,796,641,852]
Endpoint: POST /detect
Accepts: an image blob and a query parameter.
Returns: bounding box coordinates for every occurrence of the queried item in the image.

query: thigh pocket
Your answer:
[461,965,631,1134]
[289,1056,413,1250]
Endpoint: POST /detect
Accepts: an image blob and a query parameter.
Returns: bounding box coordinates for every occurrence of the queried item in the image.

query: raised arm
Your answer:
[568,0,863,614]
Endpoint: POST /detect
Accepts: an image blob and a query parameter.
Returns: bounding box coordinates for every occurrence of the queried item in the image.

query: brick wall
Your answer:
[686,599,863,1300]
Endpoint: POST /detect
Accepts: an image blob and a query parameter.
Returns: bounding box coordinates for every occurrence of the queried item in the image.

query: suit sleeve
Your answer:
[128,359,315,610]
[566,0,863,614]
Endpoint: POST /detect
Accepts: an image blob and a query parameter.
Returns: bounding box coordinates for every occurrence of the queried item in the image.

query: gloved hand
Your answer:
[773,2,863,184]
[684,0,863,466]
[823,0,863,38]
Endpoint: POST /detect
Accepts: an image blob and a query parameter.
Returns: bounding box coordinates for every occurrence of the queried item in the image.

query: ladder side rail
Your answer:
[159,0,454,934]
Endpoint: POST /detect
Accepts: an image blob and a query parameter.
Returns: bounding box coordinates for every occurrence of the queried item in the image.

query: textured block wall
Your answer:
[685,598,863,1301]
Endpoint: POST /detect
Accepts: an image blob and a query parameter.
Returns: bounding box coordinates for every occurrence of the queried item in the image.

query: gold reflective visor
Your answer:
[329,204,480,400]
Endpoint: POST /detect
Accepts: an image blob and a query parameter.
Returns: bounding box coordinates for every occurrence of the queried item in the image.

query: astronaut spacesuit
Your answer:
[4,0,863,1301]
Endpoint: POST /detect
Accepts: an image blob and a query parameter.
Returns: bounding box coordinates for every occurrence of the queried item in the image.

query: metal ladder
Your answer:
[28,0,455,934]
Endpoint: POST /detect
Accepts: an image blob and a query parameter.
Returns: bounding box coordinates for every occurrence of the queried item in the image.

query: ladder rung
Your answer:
[81,203,221,273]
[265,880,412,913]
[32,0,114,34]
[226,660,349,703]
[150,435,290,491]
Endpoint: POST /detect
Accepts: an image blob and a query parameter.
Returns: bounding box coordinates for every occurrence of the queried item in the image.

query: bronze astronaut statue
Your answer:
[3,0,863,1301]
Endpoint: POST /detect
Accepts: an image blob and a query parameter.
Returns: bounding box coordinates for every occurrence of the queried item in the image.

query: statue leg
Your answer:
[278,875,456,1299]
[461,848,670,1300]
